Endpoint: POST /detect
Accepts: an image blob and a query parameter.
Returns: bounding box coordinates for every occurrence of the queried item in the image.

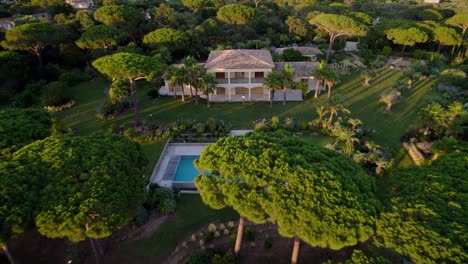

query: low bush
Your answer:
[202,231,214,243]
[160,198,177,214]
[134,206,149,226]
[244,227,255,241]
[229,234,237,245]
[186,250,209,264]
[212,251,235,264]
[264,238,273,249]
[41,81,71,107]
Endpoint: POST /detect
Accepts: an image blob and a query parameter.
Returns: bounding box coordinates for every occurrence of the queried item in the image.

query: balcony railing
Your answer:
[216,78,228,84]
[230,78,249,83]
[251,78,264,83]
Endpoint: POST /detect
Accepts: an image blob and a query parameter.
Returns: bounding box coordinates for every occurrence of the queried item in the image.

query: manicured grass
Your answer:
[122,195,238,263]
[141,140,167,176]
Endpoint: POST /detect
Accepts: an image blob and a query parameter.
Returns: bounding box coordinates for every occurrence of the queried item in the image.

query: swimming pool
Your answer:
[174,155,200,182]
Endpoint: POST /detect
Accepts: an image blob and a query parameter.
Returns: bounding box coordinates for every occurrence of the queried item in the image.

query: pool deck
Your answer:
[150,143,212,188]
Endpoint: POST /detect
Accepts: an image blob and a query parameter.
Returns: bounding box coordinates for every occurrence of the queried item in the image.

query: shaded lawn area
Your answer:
[54,70,434,154]
[141,140,167,176]
[115,195,238,263]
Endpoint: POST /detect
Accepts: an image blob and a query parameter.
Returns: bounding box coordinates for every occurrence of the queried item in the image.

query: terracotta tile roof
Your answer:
[204,49,275,70]
[274,62,319,78]
[276,47,322,56]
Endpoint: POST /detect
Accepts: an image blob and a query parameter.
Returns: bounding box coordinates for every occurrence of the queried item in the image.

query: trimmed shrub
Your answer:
[160,198,176,214]
[229,234,237,245]
[244,227,255,241]
[264,238,273,249]
[134,206,149,226]
[202,231,214,242]
[41,81,71,107]
[145,187,172,209]
[212,251,235,264]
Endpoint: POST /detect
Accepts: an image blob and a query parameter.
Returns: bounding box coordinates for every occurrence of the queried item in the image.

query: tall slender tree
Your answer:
[92,53,165,127]
[264,71,282,108]
[197,73,217,108]
[279,64,295,105]
[312,60,327,98]
[182,56,203,104]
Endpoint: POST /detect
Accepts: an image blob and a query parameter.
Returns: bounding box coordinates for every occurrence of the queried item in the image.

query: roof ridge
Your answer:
[236,49,272,67]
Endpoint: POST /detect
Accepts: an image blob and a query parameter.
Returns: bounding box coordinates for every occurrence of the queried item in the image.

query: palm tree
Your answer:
[348,118,363,131]
[380,89,401,112]
[403,68,420,89]
[279,64,295,105]
[375,158,389,175]
[312,60,327,98]
[173,67,186,102]
[164,66,178,99]
[326,97,351,128]
[264,71,282,108]
[315,105,329,128]
[418,103,446,136]
[324,67,339,98]
[198,73,217,108]
[361,69,376,86]
[182,56,203,103]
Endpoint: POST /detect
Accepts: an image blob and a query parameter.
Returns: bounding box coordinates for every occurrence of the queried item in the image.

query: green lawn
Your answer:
[121,195,238,263]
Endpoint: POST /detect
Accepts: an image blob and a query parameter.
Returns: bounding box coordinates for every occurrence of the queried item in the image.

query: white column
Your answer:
[228,72,231,84]
[248,71,251,84]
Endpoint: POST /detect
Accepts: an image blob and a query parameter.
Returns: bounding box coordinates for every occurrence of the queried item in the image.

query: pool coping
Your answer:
[150,142,213,188]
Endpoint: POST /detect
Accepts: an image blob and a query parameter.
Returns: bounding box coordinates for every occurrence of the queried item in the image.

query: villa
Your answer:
[161,49,320,102]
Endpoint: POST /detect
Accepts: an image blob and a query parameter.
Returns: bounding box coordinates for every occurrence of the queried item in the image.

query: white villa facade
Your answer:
[160,49,320,102]
[204,49,275,101]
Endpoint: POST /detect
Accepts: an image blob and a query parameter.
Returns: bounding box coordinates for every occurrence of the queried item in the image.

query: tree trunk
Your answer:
[401,45,406,56]
[437,43,442,54]
[2,245,15,264]
[408,78,412,88]
[86,224,103,264]
[88,238,103,264]
[130,79,141,127]
[291,236,300,264]
[206,93,210,108]
[327,111,334,128]
[386,104,392,112]
[314,80,321,98]
[283,86,287,105]
[180,84,185,102]
[173,84,177,98]
[189,84,194,98]
[269,90,273,108]
[364,77,370,86]
[234,216,245,256]
[326,35,336,62]
[194,86,199,105]
[327,83,332,98]
[34,48,42,67]
[375,166,382,175]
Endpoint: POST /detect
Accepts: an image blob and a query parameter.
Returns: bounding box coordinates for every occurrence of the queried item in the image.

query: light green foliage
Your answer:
[13,132,148,241]
[153,3,174,26]
[385,27,429,49]
[76,25,128,50]
[0,159,38,247]
[195,131,380,250]
[446,14,468,39]
[376,153,468,263]
[285,16,309,38]
[143,28,188,50]
[181,0,211,13]
[433,26,461,49]
[217,4,256,25]
[92,52,165,82]
[94,5,141,33]
[349,12,372,25]
[0,109,51,155]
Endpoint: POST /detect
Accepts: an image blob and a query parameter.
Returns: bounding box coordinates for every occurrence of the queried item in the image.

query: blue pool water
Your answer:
[174,156,200,182]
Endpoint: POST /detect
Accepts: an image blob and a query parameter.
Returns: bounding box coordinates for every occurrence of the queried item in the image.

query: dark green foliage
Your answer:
[134,206,150,226]
[145,187,173,210]
[160,198,177,214]
[143,28,188,50]
[13,132,148,241]
[212,251,235,264]
[202,231,214,242]
[229,234,237,245]
[195,131,381,250]
[146,89,160,99]
[0,159,38,247]
[244,227,255,241]
[41,81,71,106]
[76,25,128,50]
[376,153,468,263]
[0,108,51,156]
[58,71,87,87]
[278,48,308,62]
[186,250,209,264]
[94,5,141,33]
[263,238,272,249]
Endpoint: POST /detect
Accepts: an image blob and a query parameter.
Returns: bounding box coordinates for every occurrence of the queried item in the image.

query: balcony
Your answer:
[251,78,264,83]
[230,78,249,84]
[216,78,228,84]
